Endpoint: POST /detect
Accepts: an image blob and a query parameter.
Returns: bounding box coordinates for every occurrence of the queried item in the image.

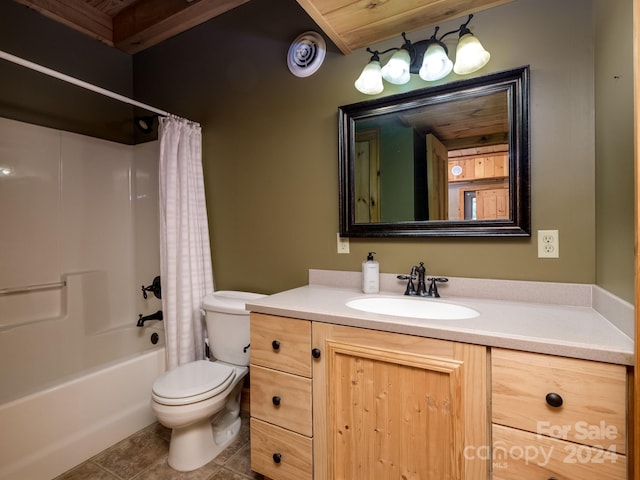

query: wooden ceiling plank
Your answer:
[14,0,114,45]
[13,0,513,55]
[86,0,138,17]
[303,0,512,52]
[327,0,511,31]
[295,0,353,54]
[113,0,250,54]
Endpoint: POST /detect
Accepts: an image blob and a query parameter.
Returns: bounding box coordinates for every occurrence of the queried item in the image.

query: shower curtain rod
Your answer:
[0,49,194,122]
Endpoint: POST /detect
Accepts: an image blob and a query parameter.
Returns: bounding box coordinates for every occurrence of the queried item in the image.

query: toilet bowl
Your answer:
[150,290,266,472]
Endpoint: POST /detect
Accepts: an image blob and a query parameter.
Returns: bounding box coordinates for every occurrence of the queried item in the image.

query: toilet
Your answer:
[150,290,266,471]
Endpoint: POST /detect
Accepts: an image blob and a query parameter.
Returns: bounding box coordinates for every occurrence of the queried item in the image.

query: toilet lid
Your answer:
[152,360,235,400]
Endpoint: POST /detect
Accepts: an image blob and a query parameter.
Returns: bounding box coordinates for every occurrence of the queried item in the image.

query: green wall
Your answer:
[378,121,414,222]
[0,0,634,302]
[134,0,627,298]
[594,1,635,302]
[0,2,136,143]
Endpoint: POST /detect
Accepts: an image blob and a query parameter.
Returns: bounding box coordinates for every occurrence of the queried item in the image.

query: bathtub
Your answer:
[0,346,166,480]
[0,273,167,480]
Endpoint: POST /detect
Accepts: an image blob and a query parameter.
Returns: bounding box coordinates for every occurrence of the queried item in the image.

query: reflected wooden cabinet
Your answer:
[476,187,509,219]
[448,146,509,182]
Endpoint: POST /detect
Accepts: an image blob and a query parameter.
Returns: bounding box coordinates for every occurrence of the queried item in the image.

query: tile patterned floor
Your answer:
[54,413,262,480]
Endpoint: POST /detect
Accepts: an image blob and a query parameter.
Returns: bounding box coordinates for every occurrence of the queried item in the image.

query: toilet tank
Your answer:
[201,290,266,366]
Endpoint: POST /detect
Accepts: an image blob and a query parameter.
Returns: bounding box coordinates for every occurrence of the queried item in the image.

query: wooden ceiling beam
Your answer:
[113,0,250,54]
[14,0,113,46]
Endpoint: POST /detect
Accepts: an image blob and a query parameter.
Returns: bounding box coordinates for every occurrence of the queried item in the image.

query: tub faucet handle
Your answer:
[141,276,162,300]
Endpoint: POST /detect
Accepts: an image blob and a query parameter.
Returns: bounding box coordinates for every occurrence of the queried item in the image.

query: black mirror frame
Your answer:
[338,66,530,237]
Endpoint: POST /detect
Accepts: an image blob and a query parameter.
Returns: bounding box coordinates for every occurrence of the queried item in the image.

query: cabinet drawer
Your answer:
[492,424,627,480]
[491,348,626,453]
[250,313,311,377]
[250,365,312,436]
[251,418,313,480]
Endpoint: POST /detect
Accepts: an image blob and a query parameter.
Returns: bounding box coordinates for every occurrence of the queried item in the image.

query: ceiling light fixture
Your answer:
[354,14,490,95]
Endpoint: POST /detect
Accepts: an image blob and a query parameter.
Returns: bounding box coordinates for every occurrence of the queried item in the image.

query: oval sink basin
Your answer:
[346,296,479,320]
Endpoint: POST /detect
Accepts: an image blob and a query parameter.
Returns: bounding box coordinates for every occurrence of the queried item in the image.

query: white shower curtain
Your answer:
[159,116,214,370]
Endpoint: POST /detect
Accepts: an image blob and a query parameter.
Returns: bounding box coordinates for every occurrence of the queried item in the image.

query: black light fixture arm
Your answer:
[365,46,398,61]
[398,14,473,74]
[455,13,475,37]
[438,14,474,42]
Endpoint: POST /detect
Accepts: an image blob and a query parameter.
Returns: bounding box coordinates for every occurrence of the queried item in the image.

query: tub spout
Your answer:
[137,310,163,327]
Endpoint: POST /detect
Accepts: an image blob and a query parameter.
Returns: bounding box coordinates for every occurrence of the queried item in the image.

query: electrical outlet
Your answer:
[538,230,559,258]
[337,233,350,254]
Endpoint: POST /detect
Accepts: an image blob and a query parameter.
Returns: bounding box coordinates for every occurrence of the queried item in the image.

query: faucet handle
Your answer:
[427,277,448,298]
[397,270,417,296]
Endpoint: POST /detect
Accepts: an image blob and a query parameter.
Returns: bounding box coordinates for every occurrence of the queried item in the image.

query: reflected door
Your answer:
[354,129,380,223]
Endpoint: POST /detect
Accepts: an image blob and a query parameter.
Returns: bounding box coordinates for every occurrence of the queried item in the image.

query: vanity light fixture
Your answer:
[354,14,490,95]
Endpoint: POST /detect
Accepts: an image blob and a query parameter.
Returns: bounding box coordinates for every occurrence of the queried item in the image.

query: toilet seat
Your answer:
[152,360,236,406]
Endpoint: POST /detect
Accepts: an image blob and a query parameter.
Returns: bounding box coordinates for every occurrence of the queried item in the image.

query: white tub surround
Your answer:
[0,117,164,480]
[246,270,634,366]
[0,348,165,480]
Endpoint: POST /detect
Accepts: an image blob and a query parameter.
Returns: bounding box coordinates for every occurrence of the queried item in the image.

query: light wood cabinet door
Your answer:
[312,322,488,480]
[476,187,509,219]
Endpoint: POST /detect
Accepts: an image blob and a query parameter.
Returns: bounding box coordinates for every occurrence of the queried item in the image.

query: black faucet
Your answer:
[137,310,163,327]
[398,262,448,297]
[415,262,427,295]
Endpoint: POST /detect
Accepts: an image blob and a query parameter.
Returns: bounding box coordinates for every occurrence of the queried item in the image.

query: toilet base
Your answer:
[166,382,244,472]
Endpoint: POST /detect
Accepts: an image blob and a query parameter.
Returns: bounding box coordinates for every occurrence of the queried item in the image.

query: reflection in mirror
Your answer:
[339,66,530,237]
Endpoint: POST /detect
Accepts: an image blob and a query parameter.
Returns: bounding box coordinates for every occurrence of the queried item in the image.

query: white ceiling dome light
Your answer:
[287,31,326,77]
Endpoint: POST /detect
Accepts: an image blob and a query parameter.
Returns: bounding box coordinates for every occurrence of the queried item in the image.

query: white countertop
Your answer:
[247,271,634,366]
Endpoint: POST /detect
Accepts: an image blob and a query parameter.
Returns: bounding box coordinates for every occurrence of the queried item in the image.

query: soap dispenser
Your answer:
[362,252,380,294]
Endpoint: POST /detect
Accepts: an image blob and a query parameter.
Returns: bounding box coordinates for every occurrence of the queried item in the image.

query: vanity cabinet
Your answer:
[249,312,488,480]
[249,314,630,480]
[491,348,628,479]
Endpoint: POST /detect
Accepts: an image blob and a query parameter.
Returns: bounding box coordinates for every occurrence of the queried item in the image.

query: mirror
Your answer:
[339,66,530,237]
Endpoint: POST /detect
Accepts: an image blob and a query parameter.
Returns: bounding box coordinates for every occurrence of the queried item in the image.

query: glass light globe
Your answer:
[381,48,411,85]
[354,60,384,95]
[453,33,490,75]
[418,42,453,81]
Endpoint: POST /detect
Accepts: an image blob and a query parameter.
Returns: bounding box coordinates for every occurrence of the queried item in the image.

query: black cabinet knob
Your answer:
[312,348,321,358]
[272,395,281,406]
[548,477,558,480]
[272,340,280,350]
[273,453,282,463]
[545,392,563,408]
